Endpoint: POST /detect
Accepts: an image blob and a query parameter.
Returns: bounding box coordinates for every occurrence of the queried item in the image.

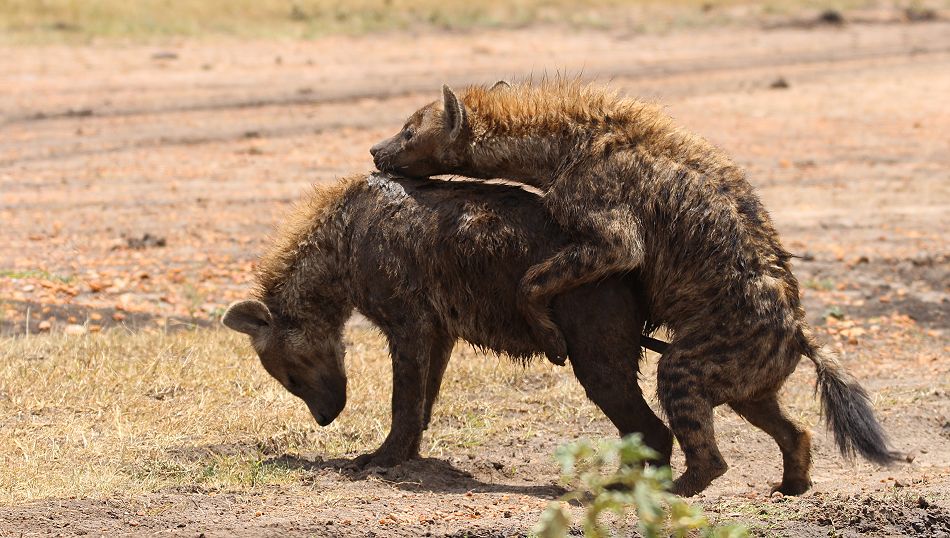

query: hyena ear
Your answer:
[222,299,272,337]
[490,80,511,91]
[442,84,467,140]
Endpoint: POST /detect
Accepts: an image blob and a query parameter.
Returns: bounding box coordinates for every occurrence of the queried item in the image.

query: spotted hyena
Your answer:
[223,173,672,470]
[369,80,901,495]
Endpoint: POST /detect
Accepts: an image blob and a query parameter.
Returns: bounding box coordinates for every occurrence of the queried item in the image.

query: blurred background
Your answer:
[3,0,939,39]
[1,1,948,536]
[1,0,947,335]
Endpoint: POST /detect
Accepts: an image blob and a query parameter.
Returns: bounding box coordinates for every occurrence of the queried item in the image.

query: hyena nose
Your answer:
[369,143,382,158]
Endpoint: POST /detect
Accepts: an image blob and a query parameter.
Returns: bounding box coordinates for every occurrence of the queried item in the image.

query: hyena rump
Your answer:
[223,173,673,469]
[370,80,902,495]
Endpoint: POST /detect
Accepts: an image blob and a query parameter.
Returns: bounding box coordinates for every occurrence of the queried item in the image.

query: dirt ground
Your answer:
[1,11,949,538]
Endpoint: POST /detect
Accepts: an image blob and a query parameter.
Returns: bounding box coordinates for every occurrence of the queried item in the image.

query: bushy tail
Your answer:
[804,339,902,465]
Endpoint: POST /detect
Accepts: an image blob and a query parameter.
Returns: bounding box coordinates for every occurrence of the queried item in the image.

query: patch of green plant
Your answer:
[128,458,194,481]
[803,278,835,291]
[822,305,845,320]
[0,269,74,283]
[533,435,747,538]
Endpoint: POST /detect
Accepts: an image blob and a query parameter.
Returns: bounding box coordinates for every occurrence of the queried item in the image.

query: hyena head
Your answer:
[371,81,508,178]
[222,299,346,427]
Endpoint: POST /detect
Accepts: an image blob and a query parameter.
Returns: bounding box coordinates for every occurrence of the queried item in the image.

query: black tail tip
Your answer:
[821,375,903,467]
[854,448,906,466]
[835,440,904,466]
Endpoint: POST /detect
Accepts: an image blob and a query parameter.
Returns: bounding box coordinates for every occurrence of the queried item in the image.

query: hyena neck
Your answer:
[466,132,582,189]
[277,262,352,330]
[257,182,358,327]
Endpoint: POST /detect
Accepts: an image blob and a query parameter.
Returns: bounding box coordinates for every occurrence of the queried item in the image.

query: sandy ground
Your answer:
[1,15,949,537]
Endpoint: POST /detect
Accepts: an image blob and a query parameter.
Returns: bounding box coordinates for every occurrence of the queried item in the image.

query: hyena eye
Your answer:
[403,129,414,141]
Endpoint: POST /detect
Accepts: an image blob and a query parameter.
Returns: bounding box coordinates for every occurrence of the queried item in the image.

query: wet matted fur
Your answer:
[370,79,902,495]
[224,172,673,469]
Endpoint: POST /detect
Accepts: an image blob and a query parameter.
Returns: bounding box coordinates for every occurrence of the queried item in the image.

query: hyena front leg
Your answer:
[518,210,644,365]
[422,338,454,431]
[351,328,453,469]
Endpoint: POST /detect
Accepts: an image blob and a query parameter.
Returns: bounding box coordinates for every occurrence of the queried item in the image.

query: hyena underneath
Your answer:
[223,173,673,470]
[370,80,902,495]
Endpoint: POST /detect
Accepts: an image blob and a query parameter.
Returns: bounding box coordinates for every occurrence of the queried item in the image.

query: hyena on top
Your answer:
[370,80,902,495]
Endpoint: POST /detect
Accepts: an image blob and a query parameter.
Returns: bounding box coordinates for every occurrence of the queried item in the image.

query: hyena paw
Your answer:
[671,463,726,497]
[348,447,411,470]
[771,478,812,496]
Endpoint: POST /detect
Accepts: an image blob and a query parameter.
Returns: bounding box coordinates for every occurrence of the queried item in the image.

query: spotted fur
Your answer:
[370,79,902,495]
[225,173,673,469]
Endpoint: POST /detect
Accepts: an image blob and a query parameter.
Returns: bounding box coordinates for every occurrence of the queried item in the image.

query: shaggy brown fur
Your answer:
[223,172,674,469]
[370,80,902,495]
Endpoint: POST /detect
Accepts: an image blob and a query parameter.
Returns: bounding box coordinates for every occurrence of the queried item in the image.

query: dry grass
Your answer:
[0,324,624,505]
[0,0,900,43]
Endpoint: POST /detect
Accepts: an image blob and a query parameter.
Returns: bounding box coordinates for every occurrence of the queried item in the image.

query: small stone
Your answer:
[150,51,178,60]
[817,9,845,25]
[770,77,790,89]
[64,324,87,335]
[37,320,51,331]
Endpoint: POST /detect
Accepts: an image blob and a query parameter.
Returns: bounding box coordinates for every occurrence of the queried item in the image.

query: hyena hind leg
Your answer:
[730,394,812,495]
[519,239,643,365]
[657,348,728,496]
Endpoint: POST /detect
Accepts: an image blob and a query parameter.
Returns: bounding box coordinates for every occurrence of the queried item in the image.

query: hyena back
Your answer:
[370,80,901,496]
[223,173,673,470]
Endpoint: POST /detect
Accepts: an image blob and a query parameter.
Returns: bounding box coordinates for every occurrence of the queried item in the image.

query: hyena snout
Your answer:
[370,138,399,170]
[296,375,347,427]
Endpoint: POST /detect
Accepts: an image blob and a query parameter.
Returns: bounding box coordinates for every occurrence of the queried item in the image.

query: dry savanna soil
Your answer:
[1,6,949,537]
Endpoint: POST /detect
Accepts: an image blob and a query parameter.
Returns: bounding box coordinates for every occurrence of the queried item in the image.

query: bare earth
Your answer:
[2,16,949,537]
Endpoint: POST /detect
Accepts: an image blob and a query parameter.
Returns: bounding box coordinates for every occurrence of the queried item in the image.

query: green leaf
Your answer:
[537,435,748,537]
[532,502,571,538]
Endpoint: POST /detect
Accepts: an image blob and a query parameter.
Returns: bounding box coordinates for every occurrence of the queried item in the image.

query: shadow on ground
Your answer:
[267,454,567,499]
